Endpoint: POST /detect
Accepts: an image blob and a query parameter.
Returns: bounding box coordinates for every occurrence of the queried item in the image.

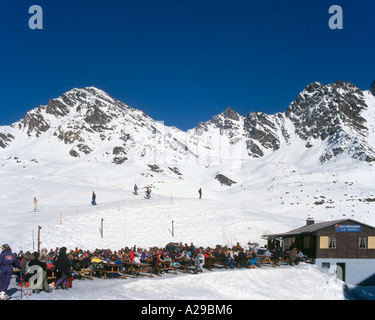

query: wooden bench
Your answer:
[75,268,94,280]
[153,261,178,276]
[123,262,154,278]
[256,255,278,268]
[205,257,228,271]
[279,255,291,265]
[235,260,249,268]
[47,267,57,280]
[177,264,196,274]
[94,263,125,279]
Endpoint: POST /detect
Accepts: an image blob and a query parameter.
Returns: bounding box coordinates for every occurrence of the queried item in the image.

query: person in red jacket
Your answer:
[129,246,135,262]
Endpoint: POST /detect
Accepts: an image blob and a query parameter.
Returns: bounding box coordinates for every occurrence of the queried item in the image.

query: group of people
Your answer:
[0,241,304,299]
[91,185,153,206]
[91,186,202,206]
[133,184,152,199]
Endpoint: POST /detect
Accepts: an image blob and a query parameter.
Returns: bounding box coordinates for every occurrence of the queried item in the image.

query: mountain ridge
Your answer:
[1,80,374,166]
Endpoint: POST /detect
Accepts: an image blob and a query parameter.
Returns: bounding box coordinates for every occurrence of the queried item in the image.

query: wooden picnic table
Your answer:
[170,258,195,273]
[161,260,178,275]
[235,259,249,268]
[279,254,291,265]
[123,261,154,278]
[46,267,57,280]
[151,260,178,276]
[75,267,94,280]
[204,257,228,271]
[256,255,282,267]
[95,262,125,279]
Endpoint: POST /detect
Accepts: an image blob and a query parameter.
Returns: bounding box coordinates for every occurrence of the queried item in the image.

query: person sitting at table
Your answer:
[163,254,172,263]
[140,249,148,261]
[227,249,234,269]
[46,254,54,269]
[235,249,248,268]
[113,255,125,271]
[81,252,94,271]
[170,254,181,268]
[248,249,257,269]
[133,253,141,264]
[180,251,192,265]
[91,255,104,268]
[151,253,162,271]
[194,250,205,274]
[297,250,305,263]
[170,248,179,261]
[28,251,51,293]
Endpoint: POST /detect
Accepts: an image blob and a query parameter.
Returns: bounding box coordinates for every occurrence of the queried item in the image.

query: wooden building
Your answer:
[264,218,375,285]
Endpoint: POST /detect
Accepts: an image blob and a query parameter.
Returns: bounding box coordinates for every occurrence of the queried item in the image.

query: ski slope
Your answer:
[1,153,375,300]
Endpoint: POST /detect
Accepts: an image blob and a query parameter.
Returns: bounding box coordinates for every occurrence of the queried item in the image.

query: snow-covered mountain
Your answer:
[0,87,192,166]
[193,80,375,164]
[1,81,375,301]
[1,80,375,169]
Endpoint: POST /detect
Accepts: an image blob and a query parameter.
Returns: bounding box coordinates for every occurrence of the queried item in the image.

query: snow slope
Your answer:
[1,154,375,300]
[1,83,375,300]
[10,263,352,300]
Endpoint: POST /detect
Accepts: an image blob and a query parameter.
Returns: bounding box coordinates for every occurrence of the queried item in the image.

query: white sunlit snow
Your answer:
[1,84,375,300]
[1,153,375,300]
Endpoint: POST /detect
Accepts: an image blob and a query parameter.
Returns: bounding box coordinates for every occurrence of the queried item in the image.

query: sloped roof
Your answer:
[263,219,375,238]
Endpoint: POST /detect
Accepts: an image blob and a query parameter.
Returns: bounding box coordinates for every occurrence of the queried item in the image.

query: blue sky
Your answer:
[1,0,374,131]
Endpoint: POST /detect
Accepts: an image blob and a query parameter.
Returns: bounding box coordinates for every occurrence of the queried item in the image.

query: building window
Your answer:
[328,236,337,248]
[320,236,337,249]
[359,237,368,249]
[322,262,330,271]
[320,236,329,249]
[369,237,375,249]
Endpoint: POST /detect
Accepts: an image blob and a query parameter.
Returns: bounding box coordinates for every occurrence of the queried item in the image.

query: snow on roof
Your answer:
[264,219,375,238]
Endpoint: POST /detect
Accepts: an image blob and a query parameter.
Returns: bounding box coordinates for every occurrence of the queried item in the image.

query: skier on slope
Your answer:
[146,187,151,199]
[34,197,38,211]
[198,188,202,199]
[92,192,97,205]
[134,184,138,195]
[0,244,20,300]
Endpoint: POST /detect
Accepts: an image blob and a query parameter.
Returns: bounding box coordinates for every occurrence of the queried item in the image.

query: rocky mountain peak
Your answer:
[1,81,374,165]
[221,106,240,121]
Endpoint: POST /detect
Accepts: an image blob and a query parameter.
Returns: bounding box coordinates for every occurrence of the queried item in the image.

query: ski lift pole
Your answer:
[172,220,174,237]
[101,218,104,238]
[37,226,42,252]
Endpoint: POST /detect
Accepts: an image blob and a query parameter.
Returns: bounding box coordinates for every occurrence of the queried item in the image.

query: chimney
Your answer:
[306,218,315,226]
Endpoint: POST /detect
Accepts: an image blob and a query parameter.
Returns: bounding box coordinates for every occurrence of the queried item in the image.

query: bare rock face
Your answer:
[1,80,375,165]
[370,80,375,97]
[215,173,237,186]
[285,81,374,162]
[244,112,281,154]
[0,133,15,148]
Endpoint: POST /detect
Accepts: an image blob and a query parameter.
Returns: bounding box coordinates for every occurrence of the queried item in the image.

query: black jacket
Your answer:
[29,258,47,271]
[56,251,72,273]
